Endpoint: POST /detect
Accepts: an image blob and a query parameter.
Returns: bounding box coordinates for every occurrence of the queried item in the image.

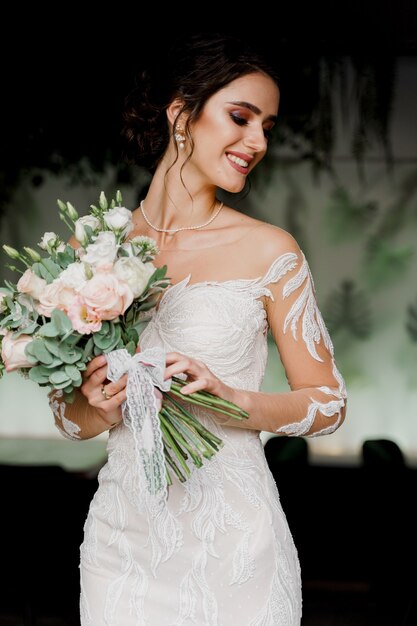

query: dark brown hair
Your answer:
[122,33,278,173]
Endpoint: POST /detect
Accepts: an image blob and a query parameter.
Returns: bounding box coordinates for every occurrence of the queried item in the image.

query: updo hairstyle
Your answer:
[122,33,278,173]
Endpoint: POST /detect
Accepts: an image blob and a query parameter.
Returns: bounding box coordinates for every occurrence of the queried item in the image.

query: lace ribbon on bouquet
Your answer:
[106,347,171,503]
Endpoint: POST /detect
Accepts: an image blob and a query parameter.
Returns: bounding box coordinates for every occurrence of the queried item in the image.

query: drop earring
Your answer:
[174,128,186,150]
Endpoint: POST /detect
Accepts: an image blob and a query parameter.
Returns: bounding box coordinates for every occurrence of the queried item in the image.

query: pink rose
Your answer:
[1,331,34,372]
[37,281,76,317]
[79,270,133,320]
[67,296,103,334]
[17,269,47,300]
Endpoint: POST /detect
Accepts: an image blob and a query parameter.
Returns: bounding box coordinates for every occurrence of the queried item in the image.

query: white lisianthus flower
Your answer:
[103,207,133,236]
[113,257,155,298]
[74,215,101,246]
[82,231,118,267]
[59,262,88,290]
[38,232,60,253]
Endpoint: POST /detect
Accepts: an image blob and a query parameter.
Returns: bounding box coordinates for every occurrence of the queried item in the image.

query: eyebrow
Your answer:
[227,100,277,123]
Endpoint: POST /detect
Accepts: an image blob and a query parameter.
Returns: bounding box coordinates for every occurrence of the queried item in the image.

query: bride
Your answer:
[50,33,347,626]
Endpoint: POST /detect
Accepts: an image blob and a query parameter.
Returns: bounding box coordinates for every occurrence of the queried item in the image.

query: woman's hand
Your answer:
[80,354,127,429]
[164,352,236,404]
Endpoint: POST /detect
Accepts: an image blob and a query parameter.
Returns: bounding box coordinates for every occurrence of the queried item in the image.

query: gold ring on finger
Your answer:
[101,385,113,401]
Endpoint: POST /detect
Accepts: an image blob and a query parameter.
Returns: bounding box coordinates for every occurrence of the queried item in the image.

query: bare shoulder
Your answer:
[224,208,302,269]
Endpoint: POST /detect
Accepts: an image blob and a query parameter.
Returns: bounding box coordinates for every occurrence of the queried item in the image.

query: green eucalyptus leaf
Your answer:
[126,328,139,345]
[93,323,121,350]
[51,309,73,334]
[24,352,39,365]
[43,338,62,357]
[56,249,76,269]
[38,322,59,338]
[30,339,54,364]
[49,370,71,385]
[82,337,94,360]
[43,357,64,368]
[58,344,83,364]
[31,262,55,283]
[41,258,61,279]
[51,379,74,389]
[29,365,51,384]
[14,322,39,336]
[125,340,136,356]
[65,364,82,382]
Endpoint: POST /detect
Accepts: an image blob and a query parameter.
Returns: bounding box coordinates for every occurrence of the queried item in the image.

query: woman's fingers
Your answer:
[164,352,205,381]
[164,352,220,395]
[179,378,211,395]
[99,387,127,408]
[85,354,107,378]
[99,375,128,402]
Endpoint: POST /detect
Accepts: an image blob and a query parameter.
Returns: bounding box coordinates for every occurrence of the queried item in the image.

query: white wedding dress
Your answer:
[53,250,346,626]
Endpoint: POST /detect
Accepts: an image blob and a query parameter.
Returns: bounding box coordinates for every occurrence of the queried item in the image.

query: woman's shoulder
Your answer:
[225,209,302,265]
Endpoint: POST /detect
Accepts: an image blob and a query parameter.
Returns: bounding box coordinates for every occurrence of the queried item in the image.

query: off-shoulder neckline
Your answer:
[156,251,301,308]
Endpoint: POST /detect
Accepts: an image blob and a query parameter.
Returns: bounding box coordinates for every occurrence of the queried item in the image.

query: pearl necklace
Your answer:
[140,200,224,234]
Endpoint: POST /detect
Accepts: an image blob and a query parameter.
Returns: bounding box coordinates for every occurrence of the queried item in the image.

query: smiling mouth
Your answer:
[226,153,249,168]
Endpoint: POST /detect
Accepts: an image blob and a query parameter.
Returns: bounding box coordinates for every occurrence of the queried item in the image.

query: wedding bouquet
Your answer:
[0,191,247,484]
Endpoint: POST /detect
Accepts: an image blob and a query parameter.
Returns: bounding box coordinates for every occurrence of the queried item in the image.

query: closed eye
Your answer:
[229,113,247,126]
[229,113,274,140]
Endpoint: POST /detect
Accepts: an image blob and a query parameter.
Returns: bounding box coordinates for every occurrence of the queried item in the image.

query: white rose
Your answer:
[38,232,59,252]
[59,262,88,290]
[103,207,133,236]
[74,215,101,246]
[82,231,118,267]
[113,257,155,298]
[0,292,7,313]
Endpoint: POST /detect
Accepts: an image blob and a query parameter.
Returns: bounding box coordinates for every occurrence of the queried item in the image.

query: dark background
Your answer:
[1,3,417,625]
[1,1,416,208]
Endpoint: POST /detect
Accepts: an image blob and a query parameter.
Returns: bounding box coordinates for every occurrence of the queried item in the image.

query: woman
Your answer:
[51,33,347,625]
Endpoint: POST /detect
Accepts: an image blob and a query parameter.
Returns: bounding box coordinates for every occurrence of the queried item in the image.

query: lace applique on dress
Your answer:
[71,247,346,625]
[49,390,81,440]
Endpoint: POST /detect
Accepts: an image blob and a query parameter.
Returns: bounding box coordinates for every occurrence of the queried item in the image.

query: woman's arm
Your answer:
[165,240,346,437]
[49,354,127,440]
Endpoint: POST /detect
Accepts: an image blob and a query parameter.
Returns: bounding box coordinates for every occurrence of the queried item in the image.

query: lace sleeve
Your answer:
[259,245,347,437]
[48,387,110,441]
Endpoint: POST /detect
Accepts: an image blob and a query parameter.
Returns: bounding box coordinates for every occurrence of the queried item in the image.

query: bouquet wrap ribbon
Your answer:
[106,347,171,502]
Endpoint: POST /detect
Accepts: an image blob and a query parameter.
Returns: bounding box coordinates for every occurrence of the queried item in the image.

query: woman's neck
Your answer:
[143,162,217,233]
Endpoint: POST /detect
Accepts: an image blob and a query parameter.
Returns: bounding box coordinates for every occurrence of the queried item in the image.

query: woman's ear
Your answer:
[166,98,187,129]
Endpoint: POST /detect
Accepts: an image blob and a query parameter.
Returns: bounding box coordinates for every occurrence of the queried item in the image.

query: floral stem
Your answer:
[168,387,248,421]
[159,419,191,479]
[160,410,204,467]
[163,393,223,447]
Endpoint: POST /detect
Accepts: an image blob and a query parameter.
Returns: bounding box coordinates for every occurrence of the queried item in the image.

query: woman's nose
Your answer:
[243,125,267,153]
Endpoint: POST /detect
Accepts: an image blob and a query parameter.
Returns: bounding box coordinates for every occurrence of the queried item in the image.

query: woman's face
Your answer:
[187,72,279,193]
